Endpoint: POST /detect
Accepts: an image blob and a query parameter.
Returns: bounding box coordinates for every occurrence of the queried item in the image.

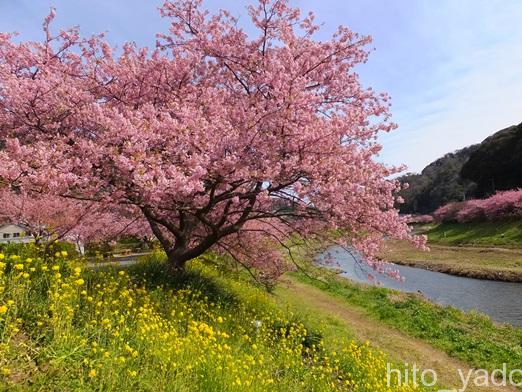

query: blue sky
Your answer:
[1,0,521,173]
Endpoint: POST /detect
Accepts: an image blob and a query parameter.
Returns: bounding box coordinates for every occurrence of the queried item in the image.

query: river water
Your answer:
[318,246,522,327]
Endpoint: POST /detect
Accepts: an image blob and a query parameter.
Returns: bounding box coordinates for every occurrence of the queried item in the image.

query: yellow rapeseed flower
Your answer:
[88,369,97,378]
[0,305,7,314]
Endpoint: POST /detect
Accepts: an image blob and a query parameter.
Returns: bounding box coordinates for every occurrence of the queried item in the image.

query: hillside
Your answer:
[461,122,522,197]
[5,246,522,391]
[398,146,478,214]
[399,121,522,214]
[1,250,414,391]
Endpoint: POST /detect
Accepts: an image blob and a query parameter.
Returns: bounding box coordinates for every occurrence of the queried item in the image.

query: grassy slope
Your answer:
[0,251,428,392]
[290,268,522,380]
[425,220,522,247]
[275,277,519,392]
[380,220,522,281]
[5,244,522,391]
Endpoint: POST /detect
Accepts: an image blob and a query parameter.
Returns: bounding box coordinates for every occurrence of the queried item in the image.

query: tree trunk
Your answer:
[166,251,188,275]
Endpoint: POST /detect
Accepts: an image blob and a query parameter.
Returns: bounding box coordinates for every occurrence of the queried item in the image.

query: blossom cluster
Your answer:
[407,215,434,224]
[433,189,522,223]
[0,0,423,274]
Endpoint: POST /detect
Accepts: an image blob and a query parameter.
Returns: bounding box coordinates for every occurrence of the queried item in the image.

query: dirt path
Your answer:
[278,277,519,392]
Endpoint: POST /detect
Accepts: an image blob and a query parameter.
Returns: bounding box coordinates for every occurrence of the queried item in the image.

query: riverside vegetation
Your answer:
[0,244,427,391]
[381,218,522,281]
[293,268,522,380]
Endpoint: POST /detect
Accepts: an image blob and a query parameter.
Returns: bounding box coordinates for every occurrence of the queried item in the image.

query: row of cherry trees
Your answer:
[0,190,147,252]
[433,189,522,223]
[0,0,424,278]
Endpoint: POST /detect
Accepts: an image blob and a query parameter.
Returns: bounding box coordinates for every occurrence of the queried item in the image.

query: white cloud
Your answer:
[378,0,522,172]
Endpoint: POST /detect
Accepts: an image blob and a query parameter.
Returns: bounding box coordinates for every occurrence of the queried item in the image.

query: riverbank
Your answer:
[290,267,522,391]
[278,274,520,392]
[421,220,522,248]
[5,245,522,391]
[381,240,522,282]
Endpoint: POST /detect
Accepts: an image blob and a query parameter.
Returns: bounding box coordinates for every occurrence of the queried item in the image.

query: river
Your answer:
[318,246,522,327]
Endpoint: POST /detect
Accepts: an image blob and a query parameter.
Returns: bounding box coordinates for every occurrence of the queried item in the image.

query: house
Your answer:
[0,223,34,244]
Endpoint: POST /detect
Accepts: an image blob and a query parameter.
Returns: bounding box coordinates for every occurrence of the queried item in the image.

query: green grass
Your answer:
[0,249,428,391]
[292,268,522,376]
[381,239,522,281]
[425,219,522,247]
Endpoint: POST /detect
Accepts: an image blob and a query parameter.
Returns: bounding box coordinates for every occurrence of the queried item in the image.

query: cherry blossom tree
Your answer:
[0,0,424,276]
[434,189,522,223]
[482,189,522,220]
[0,190,146,253]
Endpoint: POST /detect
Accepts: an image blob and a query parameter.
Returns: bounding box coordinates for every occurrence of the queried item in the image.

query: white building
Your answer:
[0,223,34,244]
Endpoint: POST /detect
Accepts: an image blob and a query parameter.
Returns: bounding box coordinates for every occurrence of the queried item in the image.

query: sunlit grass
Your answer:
[0,247,424,391]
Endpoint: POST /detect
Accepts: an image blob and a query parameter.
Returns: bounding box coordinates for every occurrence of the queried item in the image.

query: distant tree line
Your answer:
[398,122,522,214]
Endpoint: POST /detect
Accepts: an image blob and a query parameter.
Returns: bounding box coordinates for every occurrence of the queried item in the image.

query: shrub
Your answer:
[434,189,522,223]
[455,199,486,223]
[482,189,522,220]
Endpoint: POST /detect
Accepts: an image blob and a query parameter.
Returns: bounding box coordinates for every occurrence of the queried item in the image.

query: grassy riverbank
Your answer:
[422,220,522,248]
[380,219,522,281]
[0,249,426,391]
[381,240,522,281]
[4,245,522,391]
[291,268,522,383]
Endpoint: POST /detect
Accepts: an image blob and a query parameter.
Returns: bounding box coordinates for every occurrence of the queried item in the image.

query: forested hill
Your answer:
[399,121,522,214]
[461,123,522,197]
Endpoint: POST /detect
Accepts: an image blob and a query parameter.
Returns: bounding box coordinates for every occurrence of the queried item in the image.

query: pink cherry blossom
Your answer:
[0,190,148,250]
[0,1,423,278]
[434,189,522,223]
